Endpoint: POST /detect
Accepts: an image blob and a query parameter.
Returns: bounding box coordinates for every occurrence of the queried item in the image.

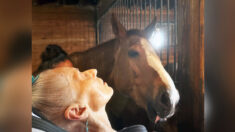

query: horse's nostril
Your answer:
[160,91,171,108]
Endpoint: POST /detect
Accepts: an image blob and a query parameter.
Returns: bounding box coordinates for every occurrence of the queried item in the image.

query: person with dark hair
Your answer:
[33,44,73,75]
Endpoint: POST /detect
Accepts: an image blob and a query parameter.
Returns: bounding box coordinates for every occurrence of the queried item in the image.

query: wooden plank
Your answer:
[177,0,204,131]
[32,5,96,72]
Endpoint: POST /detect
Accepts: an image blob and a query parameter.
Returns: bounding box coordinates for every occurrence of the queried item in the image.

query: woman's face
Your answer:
[65,67,113,111]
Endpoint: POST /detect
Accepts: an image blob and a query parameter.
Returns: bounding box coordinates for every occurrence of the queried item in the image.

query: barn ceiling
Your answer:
[33,0,116,18]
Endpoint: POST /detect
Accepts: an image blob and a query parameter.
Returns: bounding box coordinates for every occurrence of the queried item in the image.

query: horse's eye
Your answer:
[128,50,139,58]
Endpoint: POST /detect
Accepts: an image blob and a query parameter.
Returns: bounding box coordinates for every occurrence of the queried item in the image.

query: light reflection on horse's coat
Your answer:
[69,14,179,131]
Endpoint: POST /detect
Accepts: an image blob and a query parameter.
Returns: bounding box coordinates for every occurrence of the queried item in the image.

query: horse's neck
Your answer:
[70,40,117,82]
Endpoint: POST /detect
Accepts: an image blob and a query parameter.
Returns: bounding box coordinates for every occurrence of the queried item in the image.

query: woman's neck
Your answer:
[55,107,116,132]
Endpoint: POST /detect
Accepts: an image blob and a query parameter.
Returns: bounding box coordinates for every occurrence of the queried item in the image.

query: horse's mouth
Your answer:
[147,103,167,124]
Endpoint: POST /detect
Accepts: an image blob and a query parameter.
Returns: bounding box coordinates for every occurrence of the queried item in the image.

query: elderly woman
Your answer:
[32,67,147,132]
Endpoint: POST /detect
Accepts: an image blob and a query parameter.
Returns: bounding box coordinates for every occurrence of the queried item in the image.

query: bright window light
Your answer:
[149,29,165,50]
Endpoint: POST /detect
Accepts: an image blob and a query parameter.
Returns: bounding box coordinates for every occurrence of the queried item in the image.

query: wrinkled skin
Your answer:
[34,67,115,132]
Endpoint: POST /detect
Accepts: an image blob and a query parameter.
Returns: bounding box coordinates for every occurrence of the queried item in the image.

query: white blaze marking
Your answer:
[140,39,180,107]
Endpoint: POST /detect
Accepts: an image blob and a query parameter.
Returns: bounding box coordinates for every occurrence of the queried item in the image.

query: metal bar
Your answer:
[98,0,119,20]
[127,0,129,29]
[144,0,146,27]
[149,0,151,23]
[159,0,163,60]
[114,3,116,16]
[166,0,170,71]
[132,0,134,29]
[133,0,135,28]
[136,0,138,28]
[95,7,99,46]
[116,1,118,18]
[160,0,163,24]
[123,0,125,24]
[126,0,128,29]
[103,19,106,42]
[124,0,126,27]
[121,0,123,28]
[129,0,131,30]
[154,0,156,17]
[121,0,123,23]
[118,0,120,18]
[174,0,177,81]
[98,20,102,44]
[119,0,121,19]
[140,0,142,29]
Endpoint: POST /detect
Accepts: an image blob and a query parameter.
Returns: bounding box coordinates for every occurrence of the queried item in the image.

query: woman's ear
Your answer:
[64,104,88,121]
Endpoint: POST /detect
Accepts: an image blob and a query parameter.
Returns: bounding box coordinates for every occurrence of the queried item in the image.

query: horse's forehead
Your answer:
[139,38,157,55]
[138,38,162,68]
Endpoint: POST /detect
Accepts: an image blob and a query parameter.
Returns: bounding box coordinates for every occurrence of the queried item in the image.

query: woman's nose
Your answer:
[84,69,97,78]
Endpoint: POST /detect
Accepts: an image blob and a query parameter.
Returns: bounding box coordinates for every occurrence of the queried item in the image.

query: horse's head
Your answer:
[110,14,179,123]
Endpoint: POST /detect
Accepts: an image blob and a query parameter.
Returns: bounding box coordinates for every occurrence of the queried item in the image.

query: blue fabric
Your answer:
[32,75,39,84]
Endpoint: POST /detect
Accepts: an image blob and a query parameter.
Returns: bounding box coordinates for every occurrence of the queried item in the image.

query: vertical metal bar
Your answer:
[121,0,123,24]
[129,0,131,29]
[129,0,132,29]
[144,0,146,27]
[124,0,126,28]
[133,0,135,28]
[127,0,129,29]
[132,0,134,29]
[166,0,170,71]
[118,0,120,18]
[136,0,138,28]
[174,0,177,81]
[99,20,102,44]
[123,0,125,24]
[149,0,151,23]
[154,0,156,17]
[129,0,131,30]
[103,18,106,42]
[116,1,118,18]
[123,0,125,26]
[140,0,142,29]
[116,2,118,16]
[160,0,163,24]
[120,0,122,19]
[126,0,128,29]
[160,0,163,60]
[114,3,116,16]
[95,7,99,46]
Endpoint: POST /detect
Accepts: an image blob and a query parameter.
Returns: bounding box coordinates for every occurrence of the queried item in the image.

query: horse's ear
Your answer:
[144,17,157,39]
[111,13,126,37]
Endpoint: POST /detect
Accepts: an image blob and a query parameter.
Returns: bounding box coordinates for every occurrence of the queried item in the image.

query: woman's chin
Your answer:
[106,86,114,100]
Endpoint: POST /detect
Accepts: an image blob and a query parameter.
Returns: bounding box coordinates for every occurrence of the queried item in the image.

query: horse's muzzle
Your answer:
[147,89,176,123]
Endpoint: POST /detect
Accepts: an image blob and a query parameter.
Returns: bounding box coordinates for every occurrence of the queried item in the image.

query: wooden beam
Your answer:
[177,0,204,131]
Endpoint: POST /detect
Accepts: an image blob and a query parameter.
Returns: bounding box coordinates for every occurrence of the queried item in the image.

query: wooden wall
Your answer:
[32,4,96,72]
[176,0,204,131]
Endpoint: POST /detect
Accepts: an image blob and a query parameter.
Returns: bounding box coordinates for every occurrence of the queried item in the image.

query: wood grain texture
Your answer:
[177,0,204,131]
[32,4,96,72]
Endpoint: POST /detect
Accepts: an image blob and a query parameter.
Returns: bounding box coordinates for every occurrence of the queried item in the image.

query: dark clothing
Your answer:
[32,108,147,132]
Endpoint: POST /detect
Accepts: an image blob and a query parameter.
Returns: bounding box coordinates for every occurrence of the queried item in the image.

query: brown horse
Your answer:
[69,14,179,131]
